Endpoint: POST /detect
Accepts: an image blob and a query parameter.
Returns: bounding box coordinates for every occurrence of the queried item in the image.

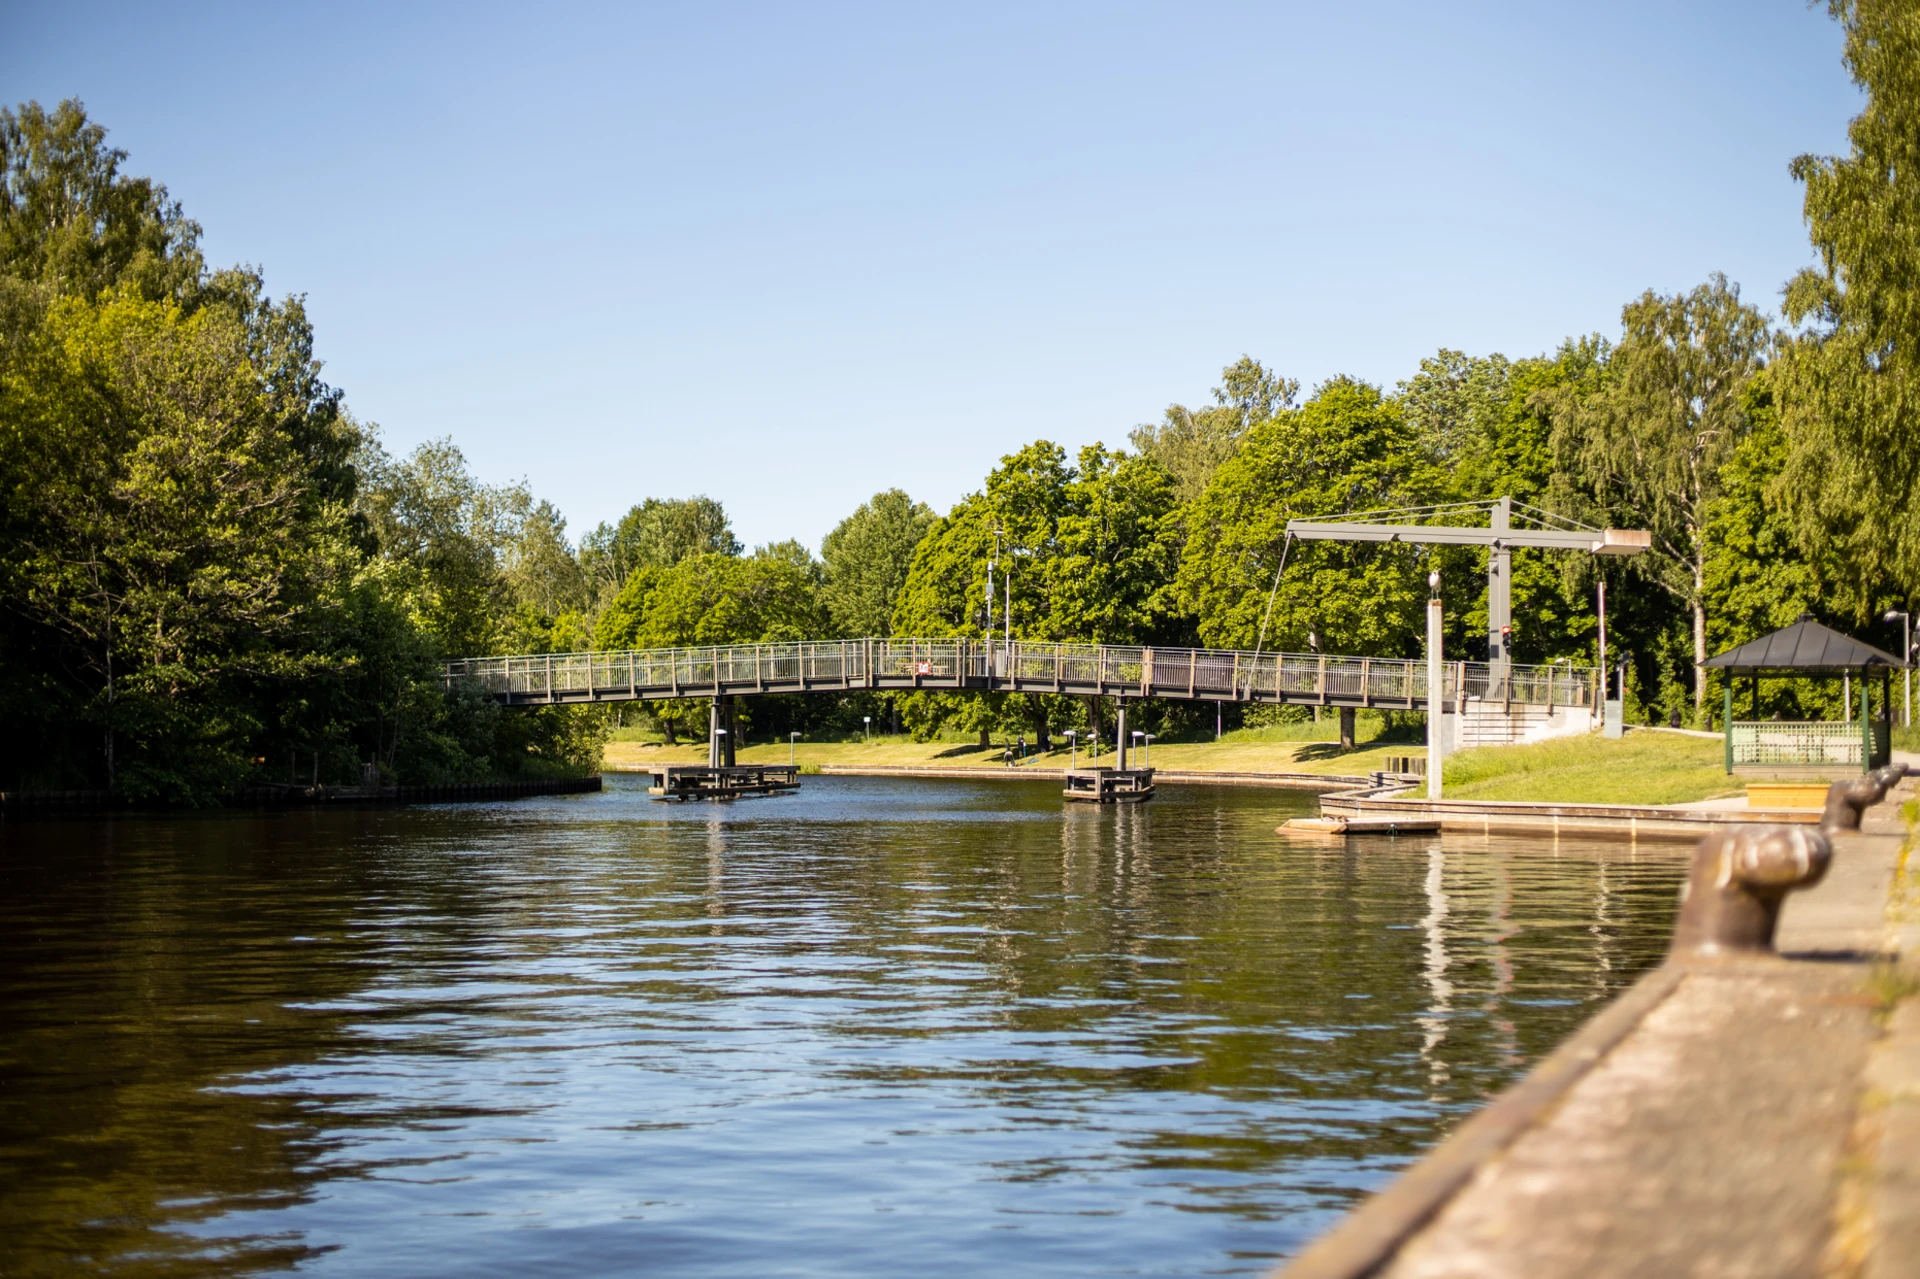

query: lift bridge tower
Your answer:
[1285,497,1651,696]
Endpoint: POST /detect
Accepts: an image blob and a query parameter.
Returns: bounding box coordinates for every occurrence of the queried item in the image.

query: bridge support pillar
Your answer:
[706,696,738,767]
[1488,496,1512,696]
[1116,696,1129,771]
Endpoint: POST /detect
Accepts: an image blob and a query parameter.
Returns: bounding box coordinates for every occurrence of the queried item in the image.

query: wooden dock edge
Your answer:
[1276,962,1690,1279]
[1318,792,1825,843]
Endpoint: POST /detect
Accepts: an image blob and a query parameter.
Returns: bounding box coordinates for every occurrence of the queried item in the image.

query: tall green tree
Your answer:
[1777,0,1920,609]
[593,547,827,742]
[0,99,604,795]
[0,99,205,304]
[1543,275,1770,712]
[1175,377,1435,656]
[891,441,1178,744]
[580,495,740,600]
[1398,349,1513,467]
[0,293,354,799]
[820,489,935,637]
[893,442,1178,645]
[1129,356,1298,503]
[355,437,531,659]
[1398,342,1617,667]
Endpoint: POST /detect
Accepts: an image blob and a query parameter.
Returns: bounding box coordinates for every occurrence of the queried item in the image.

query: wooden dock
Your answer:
[1281,815,1441,836]
[646,764,800,801]
[1062,767,1155,803]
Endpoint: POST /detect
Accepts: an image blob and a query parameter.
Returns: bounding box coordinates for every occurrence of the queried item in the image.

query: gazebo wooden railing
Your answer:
[1704,615,1906,775]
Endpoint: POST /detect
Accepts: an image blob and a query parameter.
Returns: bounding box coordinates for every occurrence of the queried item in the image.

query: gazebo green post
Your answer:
[1724,679,1734,774]
[1861,672,1872,773]
[1882,670,1893,766]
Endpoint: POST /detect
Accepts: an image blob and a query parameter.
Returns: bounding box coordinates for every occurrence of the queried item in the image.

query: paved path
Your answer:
[1281,777,1920,1279]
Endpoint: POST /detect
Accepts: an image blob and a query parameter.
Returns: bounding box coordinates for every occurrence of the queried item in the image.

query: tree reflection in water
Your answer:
[0,777,1684,1277]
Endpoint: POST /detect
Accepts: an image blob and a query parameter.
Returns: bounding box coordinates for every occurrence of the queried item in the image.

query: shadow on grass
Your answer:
[1293,743,1353,762]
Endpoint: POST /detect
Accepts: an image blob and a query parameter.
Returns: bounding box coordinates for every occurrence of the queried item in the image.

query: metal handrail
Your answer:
[443,638,1597,710]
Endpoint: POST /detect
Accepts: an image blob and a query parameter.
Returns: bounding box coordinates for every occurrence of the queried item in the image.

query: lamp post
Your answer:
[789,731,801,766]
[1886,609,1912,728]
[1137,732,1155,767]
[1064,730,1078,771]
[1597,576,1607,694]
[1427,570,1443,800]
[863,715,871,744]
[985,524,1003,679]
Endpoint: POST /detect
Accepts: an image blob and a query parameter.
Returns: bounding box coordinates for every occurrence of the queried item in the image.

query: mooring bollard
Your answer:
[1669,825,1833,955]
[1670,763,1907,956]
[1819,762,1908,833]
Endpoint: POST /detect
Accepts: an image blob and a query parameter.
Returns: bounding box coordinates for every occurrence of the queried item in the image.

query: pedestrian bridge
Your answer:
[443,639,1597,712]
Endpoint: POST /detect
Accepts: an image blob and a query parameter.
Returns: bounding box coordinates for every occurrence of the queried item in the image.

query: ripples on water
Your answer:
[0,775,1685,1277]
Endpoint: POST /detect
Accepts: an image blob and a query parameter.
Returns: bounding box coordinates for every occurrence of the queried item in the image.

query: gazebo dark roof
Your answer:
[1703,615,1907,673]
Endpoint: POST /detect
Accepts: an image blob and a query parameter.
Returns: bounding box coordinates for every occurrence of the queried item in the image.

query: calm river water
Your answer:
[0,774,1686,1277]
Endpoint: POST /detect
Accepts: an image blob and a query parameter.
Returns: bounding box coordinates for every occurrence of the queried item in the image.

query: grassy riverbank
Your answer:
[603,720,1844,806]
[603,716,1420,778]
[1439,730,1737,805]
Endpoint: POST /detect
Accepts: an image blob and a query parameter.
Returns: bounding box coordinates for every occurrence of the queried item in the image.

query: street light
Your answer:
[863,715,872,743]
[1886,609,1912,728]
[789,731,801,766]
[1426,569,1443,801]
[1064,729,1078,770]
[1134,731,1156,767]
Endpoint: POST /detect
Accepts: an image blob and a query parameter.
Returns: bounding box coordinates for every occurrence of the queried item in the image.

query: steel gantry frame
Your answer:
[1285,497,1651,691]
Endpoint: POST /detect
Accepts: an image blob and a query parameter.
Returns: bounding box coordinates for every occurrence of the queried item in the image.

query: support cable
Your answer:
[1242,532,1295,698]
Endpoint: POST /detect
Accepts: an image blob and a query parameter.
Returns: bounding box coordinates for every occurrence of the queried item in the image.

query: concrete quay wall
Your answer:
[1278,777,1920,1279]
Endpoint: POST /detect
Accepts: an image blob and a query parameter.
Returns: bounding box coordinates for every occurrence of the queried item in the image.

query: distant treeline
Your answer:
[1,4,1913,798]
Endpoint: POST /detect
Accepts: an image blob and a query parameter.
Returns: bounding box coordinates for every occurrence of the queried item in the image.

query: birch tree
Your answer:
[1777,0,1920,607]
[1545,275,1769,713]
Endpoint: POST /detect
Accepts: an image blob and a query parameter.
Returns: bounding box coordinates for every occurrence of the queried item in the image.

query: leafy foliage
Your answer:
[1777,0,1920,607]
[0,100,604,797]
[1542,275,1771,708]
[11,33,1920,784]
[579,495,741,603]
[1175,377,1435,655]
[820,489,934,637]
[1129,356,1298,503]
[889,440,1180,743]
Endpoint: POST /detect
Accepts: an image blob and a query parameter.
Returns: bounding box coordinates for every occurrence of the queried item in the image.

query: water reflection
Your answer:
[1417,845,1453,1093]
[0,776,1685,1277]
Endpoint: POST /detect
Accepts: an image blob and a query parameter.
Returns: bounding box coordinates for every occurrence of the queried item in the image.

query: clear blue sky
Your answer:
[5,2,1860,551]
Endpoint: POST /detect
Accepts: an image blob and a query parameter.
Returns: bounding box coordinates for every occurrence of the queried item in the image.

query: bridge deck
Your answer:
[444,640,1596,712]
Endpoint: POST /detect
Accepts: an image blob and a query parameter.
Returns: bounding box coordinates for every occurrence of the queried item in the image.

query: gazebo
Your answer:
[1703,615,1906,775]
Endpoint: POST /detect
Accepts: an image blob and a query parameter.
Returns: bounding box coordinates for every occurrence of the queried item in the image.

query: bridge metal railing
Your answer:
[444,638,1597,711]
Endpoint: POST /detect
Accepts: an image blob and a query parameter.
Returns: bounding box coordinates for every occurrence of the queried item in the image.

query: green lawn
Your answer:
[1438,730,1738,805]
[604,718,1755,805]
[603,719,1418,778]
